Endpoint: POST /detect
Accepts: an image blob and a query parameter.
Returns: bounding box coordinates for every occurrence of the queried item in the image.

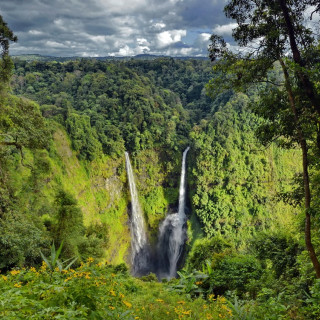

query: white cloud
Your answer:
[151,22,166,31]
[137,38,149,46]
[199,33,211,42]
[90,35,107,44]
[45,41,67,48]
[28,30,43,35]
[2,0,231,56]
[156,29,186,48]
[212,23,237,36]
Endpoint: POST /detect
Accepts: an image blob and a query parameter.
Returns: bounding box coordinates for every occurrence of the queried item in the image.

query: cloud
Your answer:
[28,30,44,35]
[212,23,237,36]
[0,0,231,57]
[156,30,187,48]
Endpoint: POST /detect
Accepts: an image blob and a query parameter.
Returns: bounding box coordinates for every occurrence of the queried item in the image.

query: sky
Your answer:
[0,0,235,57]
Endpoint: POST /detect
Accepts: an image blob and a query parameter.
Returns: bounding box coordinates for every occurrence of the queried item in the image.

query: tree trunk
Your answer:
[279,58,320,278]
[278,0,320,118]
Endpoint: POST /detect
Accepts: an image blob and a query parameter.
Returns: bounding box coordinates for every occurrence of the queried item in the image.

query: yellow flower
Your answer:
[182,310,191,315]
[2,275,8,281]
[217,296,226,303]
[110,289,116,296]
[14,282,22,288]
[30,267,37,273]
[195,281,203,285]
[40,261,47,271]
[10,270,20,276]
[87,257,94,263]
[208,294,215,301]
[123,300,132,308]
[156,299,164,303]
[85,274,91,279]
[177,301,185,304]
[55,267,60,272]
[109,306,115,310]
[119,293,125,298]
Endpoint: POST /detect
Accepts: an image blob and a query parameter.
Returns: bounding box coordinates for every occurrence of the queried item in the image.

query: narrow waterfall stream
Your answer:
[156,147,190,279]
[125,152,150,275]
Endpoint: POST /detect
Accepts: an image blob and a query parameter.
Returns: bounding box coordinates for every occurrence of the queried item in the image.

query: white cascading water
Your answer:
[125,152,150,275]
[157,147,190,278]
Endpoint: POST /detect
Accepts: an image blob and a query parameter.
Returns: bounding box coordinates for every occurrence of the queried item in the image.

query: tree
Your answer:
[208,0,320,277]
[0,15,17,88]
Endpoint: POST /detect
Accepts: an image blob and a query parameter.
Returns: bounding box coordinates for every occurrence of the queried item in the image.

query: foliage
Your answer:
[0,261,234,319]
[207,0,320,277]
[40,241,77,272]
[189,91,300,242]
[207,254,263,298]
[186,236,232,271]
[0,15,17,89]
[168,269,208,297]
[0,213,49,271]
[53,190,85,259]
[250,232,302,279]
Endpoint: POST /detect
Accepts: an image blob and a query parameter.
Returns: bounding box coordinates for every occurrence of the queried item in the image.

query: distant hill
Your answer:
[12,53,208,62]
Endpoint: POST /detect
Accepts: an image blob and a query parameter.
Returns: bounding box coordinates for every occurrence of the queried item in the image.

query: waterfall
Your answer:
[125,152,150,275]
[157,147,190,279]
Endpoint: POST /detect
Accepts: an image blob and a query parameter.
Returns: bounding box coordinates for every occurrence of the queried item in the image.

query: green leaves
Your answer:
[169,269,208,297]
[40,241,78,272]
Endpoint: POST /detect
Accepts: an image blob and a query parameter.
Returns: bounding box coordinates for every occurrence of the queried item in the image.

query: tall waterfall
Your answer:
[157,147,190,279]
[125,152,150,275]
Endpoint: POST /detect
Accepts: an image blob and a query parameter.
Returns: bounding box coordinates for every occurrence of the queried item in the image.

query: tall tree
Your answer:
[0,15,17,88]
[208,0,320,277]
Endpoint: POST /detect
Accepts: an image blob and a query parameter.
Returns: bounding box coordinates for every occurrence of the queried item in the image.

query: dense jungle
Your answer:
[1,1,320,318]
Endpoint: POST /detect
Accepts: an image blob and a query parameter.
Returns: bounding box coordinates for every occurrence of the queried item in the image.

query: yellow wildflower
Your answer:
[195,281,203,285]
[87,257,94,263]
[14,282,22,288]
[55,267,60,272]
[156,299,164,303]
[182,310,192,315]
[123,300,132,308]
[119,293,125,298]
[110,289,116,296]
[40,261,47,271]
[2,275,8,281]
[177,301,185,304]
[109,306,115,310]
[10,270,20,276]
[30,267,37,273]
